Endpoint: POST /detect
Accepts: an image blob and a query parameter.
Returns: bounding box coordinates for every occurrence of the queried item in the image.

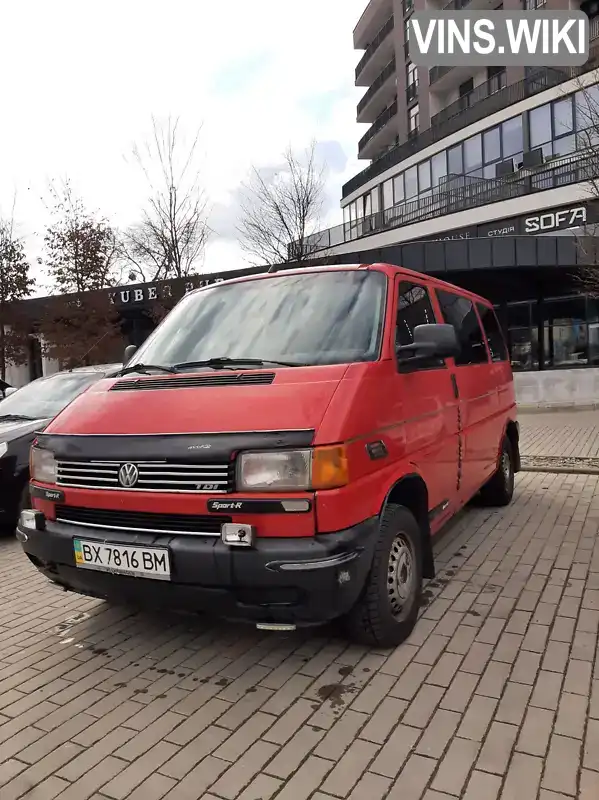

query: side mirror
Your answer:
[397,323,460,364]
[123,344,137,364]
[4,387,17,397]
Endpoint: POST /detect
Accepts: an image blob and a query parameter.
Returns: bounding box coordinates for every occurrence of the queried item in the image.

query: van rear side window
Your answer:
[436,290,488,366]
[477,304,509,362]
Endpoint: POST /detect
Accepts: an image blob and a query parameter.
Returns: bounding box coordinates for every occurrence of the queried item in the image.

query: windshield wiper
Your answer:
[173,357,306,370]
[117,363,178,377]
[0,414,37,422]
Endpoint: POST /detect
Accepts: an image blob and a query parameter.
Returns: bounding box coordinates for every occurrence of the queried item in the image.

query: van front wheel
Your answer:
[341,504,422,648]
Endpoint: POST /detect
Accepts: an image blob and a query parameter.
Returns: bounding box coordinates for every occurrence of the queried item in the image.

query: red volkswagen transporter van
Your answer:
[18,264,519,647]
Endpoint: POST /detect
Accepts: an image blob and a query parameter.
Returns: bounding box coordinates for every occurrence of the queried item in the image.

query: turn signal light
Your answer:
[312,445,349,490]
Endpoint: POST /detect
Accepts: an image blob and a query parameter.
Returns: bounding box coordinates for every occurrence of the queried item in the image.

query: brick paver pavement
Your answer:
[520,410,599,459]
[0,468,598,798]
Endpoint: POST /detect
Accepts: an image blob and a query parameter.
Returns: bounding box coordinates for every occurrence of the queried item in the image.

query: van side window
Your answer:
[476,303,508,362]
[437,290,488,366]
[396,281,443,369]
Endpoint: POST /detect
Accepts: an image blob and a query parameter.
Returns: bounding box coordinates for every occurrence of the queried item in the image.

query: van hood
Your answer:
[44,366,350,436]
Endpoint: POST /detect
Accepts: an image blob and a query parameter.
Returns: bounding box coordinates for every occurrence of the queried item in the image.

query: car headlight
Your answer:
[237,446,348,491]
[30,447,57,484]
[0,442,7,459]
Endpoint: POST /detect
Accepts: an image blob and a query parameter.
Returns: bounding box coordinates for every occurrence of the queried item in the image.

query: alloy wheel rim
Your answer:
[502,450,512,485]
[387,534,415,620]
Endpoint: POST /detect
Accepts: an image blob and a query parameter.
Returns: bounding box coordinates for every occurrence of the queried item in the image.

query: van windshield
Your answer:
[132,270,387,368]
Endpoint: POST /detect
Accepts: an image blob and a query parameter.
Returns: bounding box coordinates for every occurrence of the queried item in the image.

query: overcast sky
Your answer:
[1,0,366,290]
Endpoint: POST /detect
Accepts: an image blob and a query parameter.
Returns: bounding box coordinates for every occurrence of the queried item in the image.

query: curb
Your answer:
[520,465,599,475]
[517,402,599,413]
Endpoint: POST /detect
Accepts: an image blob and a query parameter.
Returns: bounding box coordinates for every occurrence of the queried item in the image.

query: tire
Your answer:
[477,437,515,507]
[341,504,423,648]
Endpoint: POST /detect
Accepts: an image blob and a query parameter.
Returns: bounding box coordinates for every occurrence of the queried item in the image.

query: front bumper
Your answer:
[18,514,379,626]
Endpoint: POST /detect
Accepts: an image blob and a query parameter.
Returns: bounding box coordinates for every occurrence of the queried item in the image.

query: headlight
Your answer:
[30,447,57,484]
[0,442,7,458]
[237,446,348,491]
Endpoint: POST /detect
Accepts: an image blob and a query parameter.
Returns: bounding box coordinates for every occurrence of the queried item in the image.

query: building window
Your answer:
[403,0,414,15]
[459,78,474,99]
[371,187,380,214]
[393,174,405,204]
[383,180,394,209]
[405,166,418,198]
[542,297,588,368]
[407,62,418,101]
[437,291,488,366]
[575,86,599,148]
[529,104,551,152]
[407,62,417,86]
[418,161,431,192]
[463,134,483,175]
[501,116,523,159]
[477,304,508,362]
[487,66,506,94]
[408,104,419,136]
[529,96,579,160]
[483,126,501,165]
[448,144,463,174]
[524,0,546,7]
[431,151,448,188]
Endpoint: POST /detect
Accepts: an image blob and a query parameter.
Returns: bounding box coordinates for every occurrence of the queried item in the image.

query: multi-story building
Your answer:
[304,0,599,374]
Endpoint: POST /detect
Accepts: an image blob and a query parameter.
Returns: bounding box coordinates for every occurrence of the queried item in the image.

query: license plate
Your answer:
[73,539,170,581]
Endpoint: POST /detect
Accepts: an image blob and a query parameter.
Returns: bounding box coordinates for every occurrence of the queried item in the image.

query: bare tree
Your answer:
[0,203,35,380]
[121,116,210,281]
[559,74,599,294]
[237,141,327,266]
[43,179,119,293]
[39,180,123,367]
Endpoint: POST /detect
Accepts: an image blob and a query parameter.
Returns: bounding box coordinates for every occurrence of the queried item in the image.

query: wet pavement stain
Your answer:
[338,666,353,677]
[245,686,257,694]
[316,683,357,709]
[215,678,229,686]
[467,609,481,617]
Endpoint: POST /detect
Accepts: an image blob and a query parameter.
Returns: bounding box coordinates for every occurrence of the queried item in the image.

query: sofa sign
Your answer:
[523,206,587,234]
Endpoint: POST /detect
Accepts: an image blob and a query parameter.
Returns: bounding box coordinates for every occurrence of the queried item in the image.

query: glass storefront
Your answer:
[502,296,599,371]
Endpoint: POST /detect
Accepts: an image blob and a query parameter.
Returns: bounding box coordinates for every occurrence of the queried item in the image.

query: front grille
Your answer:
[110,372,276,391]
[56,460,234,493]
[55,505,231,536]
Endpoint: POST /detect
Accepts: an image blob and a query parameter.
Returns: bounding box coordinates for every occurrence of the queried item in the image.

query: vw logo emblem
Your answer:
[118,463,139,488]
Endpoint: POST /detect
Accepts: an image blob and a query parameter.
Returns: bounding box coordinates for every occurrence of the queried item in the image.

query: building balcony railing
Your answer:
[443,0,471,10]
[407,82,418,103]
[299,151,599,256]
[343,66,569,198]
[355,16,394,82]
[429,64,455,86]
[431,71,507,127]
[359,100,398,154]
[357,58,396,117]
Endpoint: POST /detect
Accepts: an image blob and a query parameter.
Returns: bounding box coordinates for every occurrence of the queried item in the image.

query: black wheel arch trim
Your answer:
[380,472,435,580]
